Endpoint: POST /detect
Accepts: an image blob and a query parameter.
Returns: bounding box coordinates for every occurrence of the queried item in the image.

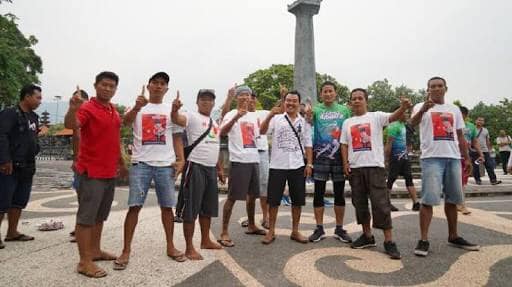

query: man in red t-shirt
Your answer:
[64,71,127,278]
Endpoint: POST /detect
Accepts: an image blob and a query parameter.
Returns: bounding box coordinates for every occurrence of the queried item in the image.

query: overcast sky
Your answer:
[2,0,511,112]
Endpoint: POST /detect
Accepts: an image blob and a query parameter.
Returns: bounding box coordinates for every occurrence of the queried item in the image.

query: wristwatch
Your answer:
[306,163,314,169]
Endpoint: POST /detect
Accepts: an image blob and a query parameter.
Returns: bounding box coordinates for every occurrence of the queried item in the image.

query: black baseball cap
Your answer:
[197,89,216,99]
[149,72,170,84]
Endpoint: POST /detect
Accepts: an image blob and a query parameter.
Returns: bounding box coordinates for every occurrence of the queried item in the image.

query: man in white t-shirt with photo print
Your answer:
[341,88,411,260]
[409,76,479,257]
[219,85,266,247]
[115,72,187,270]
[171,88,225,260]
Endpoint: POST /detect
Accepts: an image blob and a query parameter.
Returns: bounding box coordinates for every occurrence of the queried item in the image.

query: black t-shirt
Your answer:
[0,106,40,164]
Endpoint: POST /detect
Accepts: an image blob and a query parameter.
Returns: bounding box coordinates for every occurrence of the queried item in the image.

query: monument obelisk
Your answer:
[288,0,322,103]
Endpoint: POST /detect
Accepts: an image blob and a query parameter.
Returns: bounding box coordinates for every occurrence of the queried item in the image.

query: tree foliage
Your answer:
[0,11,43,107]
[366,79,424,112]
[243,64,350,110]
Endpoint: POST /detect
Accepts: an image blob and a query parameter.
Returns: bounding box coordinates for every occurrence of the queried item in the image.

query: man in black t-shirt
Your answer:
[0,84,42,249]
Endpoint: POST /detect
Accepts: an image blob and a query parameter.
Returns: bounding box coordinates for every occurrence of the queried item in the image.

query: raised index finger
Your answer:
[176,90,180,100]
[141,85,145,97]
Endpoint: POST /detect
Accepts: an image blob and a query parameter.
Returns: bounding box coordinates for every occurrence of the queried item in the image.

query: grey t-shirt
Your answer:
[476,127,490,152]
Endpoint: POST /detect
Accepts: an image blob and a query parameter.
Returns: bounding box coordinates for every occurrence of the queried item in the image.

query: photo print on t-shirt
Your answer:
[240,121,256,148]
[351,123,372,152]
[431,112,454,141]
[142,114,167,145]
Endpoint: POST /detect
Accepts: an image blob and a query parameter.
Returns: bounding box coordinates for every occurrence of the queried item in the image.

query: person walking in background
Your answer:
[473,117,501,185]
[496,129,511,175]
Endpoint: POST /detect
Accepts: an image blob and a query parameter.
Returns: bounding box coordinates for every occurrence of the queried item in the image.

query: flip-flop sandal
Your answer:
[77,268,107,278]
[245,229,266,235]
[113,260,129,270]
[217,239,235,247]
[290,235,308,244]
[261,236,276,245]
[5,234,34,242]
[260,220,270,230]
[93,254,117,261]
[168,253,187,262]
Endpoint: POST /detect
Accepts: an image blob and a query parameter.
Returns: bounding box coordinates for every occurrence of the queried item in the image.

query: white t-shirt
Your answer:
[130,103,182,166]
[221,109,260,163]
[341,112,390,168]
[184,111,220,167]
[497,136,512,152]
[265,113,312,170]
[412,102,465,159]
[254,110,270,151]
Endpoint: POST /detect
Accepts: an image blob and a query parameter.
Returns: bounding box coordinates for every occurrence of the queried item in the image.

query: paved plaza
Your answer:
[1,161,511,286]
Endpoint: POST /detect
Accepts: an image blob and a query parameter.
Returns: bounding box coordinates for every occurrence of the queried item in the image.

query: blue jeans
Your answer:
[128,162,176,207]
[420,158,464,206]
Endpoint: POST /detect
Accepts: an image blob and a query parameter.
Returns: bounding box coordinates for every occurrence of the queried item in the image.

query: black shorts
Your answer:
[267,167,306,207]
[181,162,219,223]
[0,164,35,213]
[228,162,260,201]
[76,173,116,226]
[387,158,414,188]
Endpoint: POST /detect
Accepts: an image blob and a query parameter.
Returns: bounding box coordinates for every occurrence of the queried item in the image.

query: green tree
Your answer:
[243,64,350,110]
[0,10,43,107]
[367,79,424,112]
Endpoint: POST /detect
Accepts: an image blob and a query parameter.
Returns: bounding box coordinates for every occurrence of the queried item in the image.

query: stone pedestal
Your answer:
[288,0,322,103]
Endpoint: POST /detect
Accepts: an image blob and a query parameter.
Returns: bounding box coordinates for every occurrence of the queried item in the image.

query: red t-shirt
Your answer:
[75,97,121,179]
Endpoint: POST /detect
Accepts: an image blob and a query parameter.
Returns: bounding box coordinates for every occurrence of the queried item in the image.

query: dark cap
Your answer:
[197,89,216,99]
[149,72,170,84]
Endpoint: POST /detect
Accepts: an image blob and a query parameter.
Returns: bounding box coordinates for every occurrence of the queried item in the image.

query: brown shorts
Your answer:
[348,167,392,230]
[76,173,116,226]
[228,162,260,201]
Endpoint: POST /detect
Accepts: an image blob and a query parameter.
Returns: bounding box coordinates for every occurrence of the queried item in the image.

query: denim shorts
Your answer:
[128,162,176,208]
[420,158,464,206]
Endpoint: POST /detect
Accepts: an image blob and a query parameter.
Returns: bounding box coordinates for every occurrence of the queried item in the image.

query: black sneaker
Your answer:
[350,234,376,249]
[412,202,420,211]
[0,238,4,249]
[448,237,480,251]
[491,180,502,185]
[390,204,399,212]
[240,219,249,227]
[414,240,430,257]
[475,180,482,185]
[308,227,326,242]
[384,241,401,259]
[333,228,352,243]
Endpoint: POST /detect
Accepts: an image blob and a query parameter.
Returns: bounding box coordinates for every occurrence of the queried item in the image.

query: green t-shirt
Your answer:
[312,103,351,160]
[387,121,407,160]
[463,121,477,150]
